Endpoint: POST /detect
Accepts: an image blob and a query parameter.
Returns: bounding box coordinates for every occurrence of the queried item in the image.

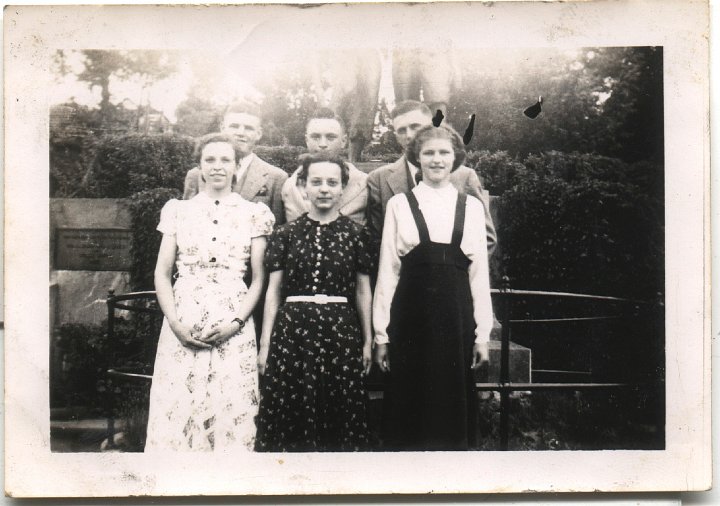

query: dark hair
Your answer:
[194,132,242,166]
[224,101,263,122]
[296,153,350,188]
[390,100,432,120]
[406,124,466,173]
[305,107,347,134]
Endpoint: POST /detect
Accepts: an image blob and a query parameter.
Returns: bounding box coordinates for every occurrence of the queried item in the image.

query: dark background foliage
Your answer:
[90,134,194,198]
[128,187,182,290]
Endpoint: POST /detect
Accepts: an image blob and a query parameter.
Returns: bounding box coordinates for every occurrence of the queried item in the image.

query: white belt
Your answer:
[286,295,348,304]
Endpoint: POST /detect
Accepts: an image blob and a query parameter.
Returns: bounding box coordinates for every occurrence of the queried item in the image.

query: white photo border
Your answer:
[4,0,710,497]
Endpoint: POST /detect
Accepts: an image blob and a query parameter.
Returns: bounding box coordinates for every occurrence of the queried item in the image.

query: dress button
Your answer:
[212,237,216,241]
[210,257,216,262]
[213,220,218,224]
[215,200,220,205]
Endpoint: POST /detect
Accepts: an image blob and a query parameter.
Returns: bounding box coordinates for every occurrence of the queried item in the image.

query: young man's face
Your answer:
[222,112,262,157]
[305,118,347,156]
[392,109,432,150]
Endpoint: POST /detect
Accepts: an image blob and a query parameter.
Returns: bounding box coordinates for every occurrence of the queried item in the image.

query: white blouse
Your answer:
[372,182,493,345]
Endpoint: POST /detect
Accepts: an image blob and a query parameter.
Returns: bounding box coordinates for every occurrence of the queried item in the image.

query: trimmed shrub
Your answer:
[128,187,182,290]
[496,154,663,299]
[467,150,527,195]
[253,145,307,176]
[91,133,195,198]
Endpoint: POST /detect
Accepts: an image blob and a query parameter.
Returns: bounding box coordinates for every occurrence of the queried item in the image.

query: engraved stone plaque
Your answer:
[55,228,132,271]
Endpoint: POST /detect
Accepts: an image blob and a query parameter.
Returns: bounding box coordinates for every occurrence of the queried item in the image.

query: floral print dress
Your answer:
[144,192,274,452]
[256,214,375,452]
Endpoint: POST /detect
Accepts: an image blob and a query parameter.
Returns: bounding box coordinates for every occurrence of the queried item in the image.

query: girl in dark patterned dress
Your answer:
[256,153,374,452]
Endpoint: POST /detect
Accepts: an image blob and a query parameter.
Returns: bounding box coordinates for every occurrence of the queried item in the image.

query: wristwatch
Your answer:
[232,317,245,331]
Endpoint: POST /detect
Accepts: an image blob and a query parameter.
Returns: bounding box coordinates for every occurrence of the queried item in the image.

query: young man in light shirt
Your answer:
[281,108,368,225]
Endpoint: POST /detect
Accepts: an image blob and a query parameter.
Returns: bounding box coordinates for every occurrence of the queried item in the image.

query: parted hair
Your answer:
[296,153,351,188]
[390,100,432,120]
[306,107,347,134]
[194,133,243,166]
[406,124,466,172]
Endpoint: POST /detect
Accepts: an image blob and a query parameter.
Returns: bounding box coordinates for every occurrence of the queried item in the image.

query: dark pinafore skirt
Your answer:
[383,191,477,451]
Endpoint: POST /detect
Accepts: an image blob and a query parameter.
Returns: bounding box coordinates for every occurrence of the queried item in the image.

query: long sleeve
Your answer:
[462,168,497,257]
[366,169,384,243]
[268,170,288,226]
[372,197,403,344]
[465,197,493,343]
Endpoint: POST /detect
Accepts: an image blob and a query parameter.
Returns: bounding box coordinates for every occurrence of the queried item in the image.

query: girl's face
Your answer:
[302,162,344,212]
[418,137,455,187]
[200,142,236,191]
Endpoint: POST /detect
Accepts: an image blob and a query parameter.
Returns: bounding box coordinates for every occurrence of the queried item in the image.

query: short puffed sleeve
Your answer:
[354,225,378,275]
[251,202,275,238]
[157,199,179,235]
[264,224,289,272]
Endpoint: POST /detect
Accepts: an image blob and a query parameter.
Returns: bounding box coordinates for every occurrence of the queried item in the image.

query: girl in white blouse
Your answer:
[373,124,492,450]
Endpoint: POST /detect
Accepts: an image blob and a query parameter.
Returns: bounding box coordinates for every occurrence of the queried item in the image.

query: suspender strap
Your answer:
[451,193,467,246]
[405,191,430,243]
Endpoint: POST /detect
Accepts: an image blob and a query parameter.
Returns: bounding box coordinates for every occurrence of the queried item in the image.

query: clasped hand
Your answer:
[171,320,239,349]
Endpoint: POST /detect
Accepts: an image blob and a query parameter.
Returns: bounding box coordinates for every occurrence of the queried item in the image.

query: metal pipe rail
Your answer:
[103,286,661,451]
[490,279,659,450]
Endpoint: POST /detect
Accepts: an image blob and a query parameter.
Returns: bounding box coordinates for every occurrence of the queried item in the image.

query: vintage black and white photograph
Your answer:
[5,0,710,497]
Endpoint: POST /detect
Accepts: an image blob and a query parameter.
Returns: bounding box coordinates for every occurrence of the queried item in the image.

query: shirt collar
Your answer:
[194,191,243,206]
[236,152,255,178]
[300,212,345,231]
[415,181,457,198]
[406,160,420,186]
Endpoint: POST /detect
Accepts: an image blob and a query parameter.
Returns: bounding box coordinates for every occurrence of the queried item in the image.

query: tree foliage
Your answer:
[54,50,179,127]
[448,47,663,164]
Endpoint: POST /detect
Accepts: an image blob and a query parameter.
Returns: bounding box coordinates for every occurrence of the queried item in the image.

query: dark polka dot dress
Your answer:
[255,214,375,452]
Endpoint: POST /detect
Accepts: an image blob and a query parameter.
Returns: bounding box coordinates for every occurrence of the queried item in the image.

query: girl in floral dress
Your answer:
[145,133,275,452]
[256,153,374,452]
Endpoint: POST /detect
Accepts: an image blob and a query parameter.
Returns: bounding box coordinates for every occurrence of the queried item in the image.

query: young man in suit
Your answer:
[366,100,496,255]
[281,108,368,225]
[183,102,288,225]
[182,102,288,343]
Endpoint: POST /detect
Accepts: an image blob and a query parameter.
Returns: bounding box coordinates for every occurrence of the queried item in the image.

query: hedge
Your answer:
[67,135,665,300]
[494,154,663,299]
[90,133,195,198]
[253,145,307,176]
[128,187,182,290]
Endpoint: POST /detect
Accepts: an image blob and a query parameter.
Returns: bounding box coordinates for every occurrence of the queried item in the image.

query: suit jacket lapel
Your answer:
[386,156,410,195]
[238,157,267,200]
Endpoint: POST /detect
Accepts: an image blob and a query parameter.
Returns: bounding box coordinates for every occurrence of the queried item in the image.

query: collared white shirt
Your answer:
[236,152,255,182]
[407,160,420,186]
[372,182,493,345]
